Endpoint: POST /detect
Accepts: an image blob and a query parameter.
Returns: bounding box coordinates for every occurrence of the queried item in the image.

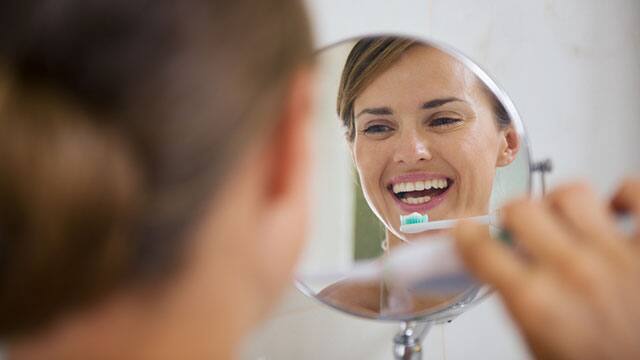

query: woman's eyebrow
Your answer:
[421,97,464,109]
[356,106,393,118]
[355,97,465,118]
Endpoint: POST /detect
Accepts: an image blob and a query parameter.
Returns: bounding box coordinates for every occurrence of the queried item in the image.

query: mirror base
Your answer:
[393,321,432,360]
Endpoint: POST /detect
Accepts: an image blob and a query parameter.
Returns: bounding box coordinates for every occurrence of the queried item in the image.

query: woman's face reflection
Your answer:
[351,46,517,241]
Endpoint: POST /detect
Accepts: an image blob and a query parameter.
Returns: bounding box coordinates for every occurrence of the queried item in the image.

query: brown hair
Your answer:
[0,0,312,338]
[337,36,510,141]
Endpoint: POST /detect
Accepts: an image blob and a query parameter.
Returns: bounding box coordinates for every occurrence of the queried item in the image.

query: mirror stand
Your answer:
[531,159,553,195]
[392,321,432,360]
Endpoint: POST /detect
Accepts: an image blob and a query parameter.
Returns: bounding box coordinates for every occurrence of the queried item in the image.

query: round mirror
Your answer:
[296,34,531,323]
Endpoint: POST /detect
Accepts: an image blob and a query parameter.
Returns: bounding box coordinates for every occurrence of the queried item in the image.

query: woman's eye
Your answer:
[429,117,462,127]
[363,124,393,134]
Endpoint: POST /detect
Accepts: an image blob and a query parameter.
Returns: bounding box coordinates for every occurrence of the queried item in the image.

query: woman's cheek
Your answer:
[453,133,493,168]
[460,137,499,210]
[441,135,492,196]
[357,146,388,215]
[356,142,384,177]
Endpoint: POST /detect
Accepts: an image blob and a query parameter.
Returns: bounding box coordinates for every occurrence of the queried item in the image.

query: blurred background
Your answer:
[241,0,640,359]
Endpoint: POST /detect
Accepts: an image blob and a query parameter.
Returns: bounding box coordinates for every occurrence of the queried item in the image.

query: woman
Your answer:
[0,4,638,359]
[0,0,313,359]
[319,36,520,317]
[339,36,520,248]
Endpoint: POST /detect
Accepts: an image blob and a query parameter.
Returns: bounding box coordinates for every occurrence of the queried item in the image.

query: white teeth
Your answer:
[424,180,433,190]
[392,179,449,194]
[400,196,432,205]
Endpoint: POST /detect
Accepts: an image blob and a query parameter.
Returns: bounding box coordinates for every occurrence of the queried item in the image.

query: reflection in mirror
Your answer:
[297,35,530,322]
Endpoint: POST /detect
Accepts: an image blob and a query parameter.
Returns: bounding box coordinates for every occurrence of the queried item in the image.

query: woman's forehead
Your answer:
[354,46,480,112]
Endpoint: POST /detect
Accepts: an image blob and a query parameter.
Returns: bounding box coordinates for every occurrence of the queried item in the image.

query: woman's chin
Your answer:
[386,224,449,245]
[407,228,450,242]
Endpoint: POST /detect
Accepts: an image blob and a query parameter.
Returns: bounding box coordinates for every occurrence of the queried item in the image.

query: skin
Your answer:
[7,68,314,360]
[351,46,518,247]
[455,178,640,360]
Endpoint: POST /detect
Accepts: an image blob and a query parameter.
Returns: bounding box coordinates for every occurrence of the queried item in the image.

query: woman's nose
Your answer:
[392,131,432,164]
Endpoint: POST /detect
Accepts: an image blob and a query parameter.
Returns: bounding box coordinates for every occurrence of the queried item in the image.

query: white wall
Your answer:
[242,0,640,359]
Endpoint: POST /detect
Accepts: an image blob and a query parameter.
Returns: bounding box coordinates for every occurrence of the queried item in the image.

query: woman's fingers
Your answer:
[454,221,529,297]
[500,198,578,270]
[456,179,640,360]
[455,220,592,360]
[546,182,628,263]
[501,196,623,293]
[611,177,640,243]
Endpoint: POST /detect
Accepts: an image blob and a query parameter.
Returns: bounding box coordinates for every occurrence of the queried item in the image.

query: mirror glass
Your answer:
[296,35,530,322]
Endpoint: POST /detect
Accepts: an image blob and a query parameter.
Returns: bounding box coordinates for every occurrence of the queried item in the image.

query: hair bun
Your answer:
[0,79,142,337]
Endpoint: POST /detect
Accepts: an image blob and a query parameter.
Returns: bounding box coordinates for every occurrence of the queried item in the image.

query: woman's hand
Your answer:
[454,179,640,360]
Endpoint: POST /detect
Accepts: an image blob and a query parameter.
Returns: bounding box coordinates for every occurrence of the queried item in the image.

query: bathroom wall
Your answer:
[241,0,640,359]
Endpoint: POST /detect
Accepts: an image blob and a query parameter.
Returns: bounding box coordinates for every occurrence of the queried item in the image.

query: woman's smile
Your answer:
[386,173,454,213]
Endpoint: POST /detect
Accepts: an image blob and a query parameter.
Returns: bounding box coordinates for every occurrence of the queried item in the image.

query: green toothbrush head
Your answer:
[400,212,429,226]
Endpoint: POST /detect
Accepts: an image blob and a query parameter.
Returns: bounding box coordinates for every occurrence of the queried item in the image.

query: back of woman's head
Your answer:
[0,0,311,338]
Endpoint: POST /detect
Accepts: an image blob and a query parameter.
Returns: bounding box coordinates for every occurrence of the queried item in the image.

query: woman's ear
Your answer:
[496,127,520,167]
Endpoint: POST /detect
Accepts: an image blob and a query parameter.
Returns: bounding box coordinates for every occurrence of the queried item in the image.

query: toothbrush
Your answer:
[399,212,499,234]
[399,212,635,236]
